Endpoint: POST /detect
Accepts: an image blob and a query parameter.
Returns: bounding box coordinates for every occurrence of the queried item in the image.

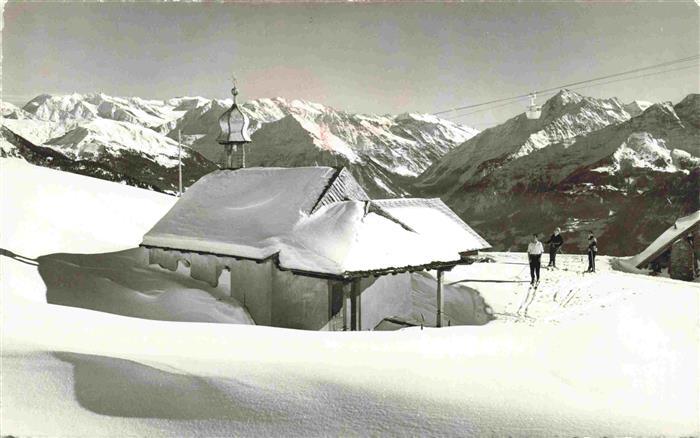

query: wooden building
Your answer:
[141,166,491,330]
[629,210,700,281]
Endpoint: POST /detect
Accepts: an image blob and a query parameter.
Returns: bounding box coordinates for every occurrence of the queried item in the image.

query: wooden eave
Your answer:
[140,243,481,282]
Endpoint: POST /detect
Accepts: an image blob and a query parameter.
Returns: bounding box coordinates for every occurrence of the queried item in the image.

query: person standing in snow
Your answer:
[527,234,544,285]
[544,227,564,268]
[586,231,598,273]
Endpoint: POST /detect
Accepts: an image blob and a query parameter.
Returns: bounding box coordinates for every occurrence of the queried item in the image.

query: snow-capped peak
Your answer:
[624,100,653,117]
[594,131,698,174]
[1,101,33,120]
[548,89,584,106]
[511,90,630,158]
[44,118,190,167]
[166,96,211,110]
[23,93,100,123]
[23,93,189,130]
[641,102,681,120]
[417,89,642,193]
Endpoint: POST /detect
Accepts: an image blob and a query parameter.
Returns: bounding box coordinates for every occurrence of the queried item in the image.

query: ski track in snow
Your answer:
[1,158,698,437]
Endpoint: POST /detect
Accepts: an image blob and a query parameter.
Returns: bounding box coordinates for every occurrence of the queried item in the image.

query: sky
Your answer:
[2,2,698,128]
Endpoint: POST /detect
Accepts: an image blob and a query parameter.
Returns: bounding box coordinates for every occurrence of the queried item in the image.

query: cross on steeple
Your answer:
[230,74,239,104]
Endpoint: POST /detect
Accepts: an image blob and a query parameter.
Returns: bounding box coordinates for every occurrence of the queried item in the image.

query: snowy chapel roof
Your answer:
[141,167,490,278]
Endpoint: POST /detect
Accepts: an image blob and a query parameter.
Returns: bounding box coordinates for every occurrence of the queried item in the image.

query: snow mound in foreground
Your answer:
[39,249,253,324]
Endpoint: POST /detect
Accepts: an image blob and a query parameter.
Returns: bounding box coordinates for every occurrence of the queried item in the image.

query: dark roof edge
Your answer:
[367,201,416,233]
[342,259,469,278]
[140,244,480,282]
[308,166,344,214]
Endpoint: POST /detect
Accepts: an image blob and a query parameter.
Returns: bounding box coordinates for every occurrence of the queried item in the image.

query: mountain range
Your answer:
[1,96,218,193]
[1,93,476,196]
[416,90,699,255]
[2,89,698,255]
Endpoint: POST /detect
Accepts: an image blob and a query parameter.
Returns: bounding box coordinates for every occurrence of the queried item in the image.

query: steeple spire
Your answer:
[217,80,251,169]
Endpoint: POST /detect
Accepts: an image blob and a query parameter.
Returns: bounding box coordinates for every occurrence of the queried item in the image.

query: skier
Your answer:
[527,233,544,285]
[586,231,598,273]
[544,227,564,268]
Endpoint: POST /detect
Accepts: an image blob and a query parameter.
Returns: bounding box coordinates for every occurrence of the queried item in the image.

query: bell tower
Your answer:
[217,83,252,169]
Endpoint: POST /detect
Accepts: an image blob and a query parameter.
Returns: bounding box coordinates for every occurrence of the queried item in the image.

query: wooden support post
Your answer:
[327,280,334,327]
[342,282,350,331]
[350,279,361,331]
[436,269,444,328]
[177,130,183,197]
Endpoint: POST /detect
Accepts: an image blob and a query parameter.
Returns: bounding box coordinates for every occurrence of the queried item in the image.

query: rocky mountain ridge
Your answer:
[416,90,699,255]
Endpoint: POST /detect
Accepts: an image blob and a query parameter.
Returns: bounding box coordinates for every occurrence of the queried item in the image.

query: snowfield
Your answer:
[1,159,698,436]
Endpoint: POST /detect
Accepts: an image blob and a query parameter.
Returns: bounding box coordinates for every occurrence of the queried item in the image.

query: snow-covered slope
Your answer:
[415,91,700,255]
[595,131,700,174]
[2,97,218,194]
[1,159,176,256]
[1,158,252,322]
[0,125,169,191]
[44,119,192,168]
[2,116,68,146]
[1,101,33,119]
[1,102,69,154]
[2,158,697,436]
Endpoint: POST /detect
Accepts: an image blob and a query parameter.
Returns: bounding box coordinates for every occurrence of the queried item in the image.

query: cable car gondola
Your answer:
[526,92,542,120]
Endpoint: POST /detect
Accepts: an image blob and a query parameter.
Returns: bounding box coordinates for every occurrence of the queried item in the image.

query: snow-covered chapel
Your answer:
[140,85,490,330]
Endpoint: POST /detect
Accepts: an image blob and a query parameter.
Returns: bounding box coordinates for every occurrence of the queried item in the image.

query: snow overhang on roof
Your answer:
[629,210,700,268]
[141,166,491,278]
